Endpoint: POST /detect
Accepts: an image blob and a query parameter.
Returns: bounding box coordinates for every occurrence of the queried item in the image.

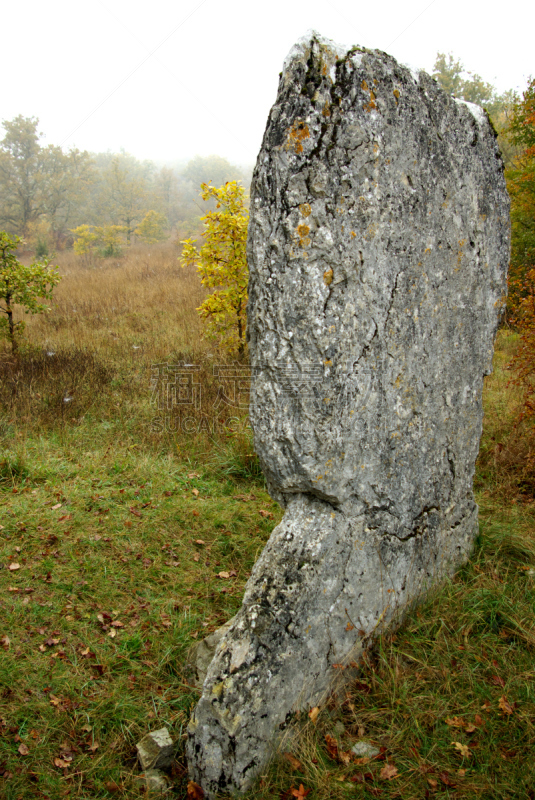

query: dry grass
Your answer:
[26,242,206,363]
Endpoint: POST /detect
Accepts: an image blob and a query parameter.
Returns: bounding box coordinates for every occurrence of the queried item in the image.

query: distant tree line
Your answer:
[0,115,249,255]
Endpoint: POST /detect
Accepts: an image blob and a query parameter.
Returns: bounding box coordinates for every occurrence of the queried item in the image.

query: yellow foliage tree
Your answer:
[71,224,99,264]
[71,224,126,262]
[180,181,248,356]
[0,231,61,353]
[135,210,168,244]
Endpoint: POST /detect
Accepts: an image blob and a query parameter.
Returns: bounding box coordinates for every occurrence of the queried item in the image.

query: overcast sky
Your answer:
[3,0,533,168]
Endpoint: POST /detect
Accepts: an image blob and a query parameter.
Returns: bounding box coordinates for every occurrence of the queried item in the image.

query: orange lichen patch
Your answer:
[322,63,328,76]
[322,102,331,118]
[285,121,310,154]
[350,231,356,238]
[363,89,376,113]
[323,268,334,286]
[299,203,312,217]
[361,80,369,91]
[297,223,311,248]
[393,88,400,103]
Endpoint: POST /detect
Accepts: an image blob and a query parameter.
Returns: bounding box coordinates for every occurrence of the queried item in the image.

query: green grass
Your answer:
[249,501,535,800]
[0,428,281,798]
[1,248,534,798]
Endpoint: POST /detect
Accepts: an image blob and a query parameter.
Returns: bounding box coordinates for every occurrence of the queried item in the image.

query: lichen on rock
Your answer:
[186,30,509,797]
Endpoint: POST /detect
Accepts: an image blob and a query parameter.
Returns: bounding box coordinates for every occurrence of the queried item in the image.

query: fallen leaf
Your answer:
[498,695,514,715]
[458,768,466,777]
[439,771,455,787]
[452,742,471,758]
[291,785,310,799]
[490,674,505,688]
[474,714,484,726]
[325,734,339,761]
[380,763,398,780]
[308,706,320,723]
[217,571,230,579]
[53,757,70,768]
[104,781,122,792]
[8,563,20,571]
[188,472,200,479]
[283,752,302,771]
[58,514,72,522]
[1,635,10,649]
[195,539,206,545]
[445,716,466,728]
[192,488,199,497]
[18,743,29,755]
[108,629,117,638]
[187,781,205,799]
[427,778,438,788]
[87,741,99,752]
[465,723,476,733]
[193,553,200,562]
[110,620,124,628]
[50,503,62,510]
[129,507,141,517]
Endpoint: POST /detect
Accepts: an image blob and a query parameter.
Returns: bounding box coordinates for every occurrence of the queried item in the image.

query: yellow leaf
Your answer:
[498,695,514,715]
[452,741,470,758]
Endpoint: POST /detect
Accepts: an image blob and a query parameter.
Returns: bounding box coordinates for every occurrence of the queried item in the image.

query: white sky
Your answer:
[2,0,533,168]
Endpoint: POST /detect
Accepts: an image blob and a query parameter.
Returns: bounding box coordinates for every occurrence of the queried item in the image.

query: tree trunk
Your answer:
[6,293,17,354]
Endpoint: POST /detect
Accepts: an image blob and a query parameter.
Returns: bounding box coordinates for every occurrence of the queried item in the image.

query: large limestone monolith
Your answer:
[187,32,509,796]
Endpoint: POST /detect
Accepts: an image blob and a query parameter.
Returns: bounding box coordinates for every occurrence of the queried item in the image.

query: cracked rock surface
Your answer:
[187,31,509,797]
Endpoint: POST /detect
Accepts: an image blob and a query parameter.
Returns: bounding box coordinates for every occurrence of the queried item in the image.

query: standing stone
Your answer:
[187,31,509,796]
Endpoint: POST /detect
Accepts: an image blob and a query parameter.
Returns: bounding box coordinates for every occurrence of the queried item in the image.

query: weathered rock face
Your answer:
[187,32,509,796]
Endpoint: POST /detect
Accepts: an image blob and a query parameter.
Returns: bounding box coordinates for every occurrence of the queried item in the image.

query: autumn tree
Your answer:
[432,53,517,167]
[181,181,248,356]
[0,116,93,244]
[0,231,61,353]
[505,78,535,425]
[71,224,127,263]
[97,153,153,241]
[181,155,244,189]
[135,211,168,243]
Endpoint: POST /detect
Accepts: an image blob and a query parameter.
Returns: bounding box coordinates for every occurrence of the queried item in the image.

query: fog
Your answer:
[3,0,533,164]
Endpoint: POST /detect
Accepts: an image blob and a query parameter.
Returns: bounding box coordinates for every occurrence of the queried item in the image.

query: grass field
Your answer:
[1,243,534,799]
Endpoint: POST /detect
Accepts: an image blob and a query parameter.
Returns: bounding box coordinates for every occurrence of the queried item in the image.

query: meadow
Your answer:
[0,242,534,799]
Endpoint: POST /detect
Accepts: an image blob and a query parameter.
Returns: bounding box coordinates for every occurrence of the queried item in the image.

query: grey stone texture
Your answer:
[136,728,174,772]
[187,31,509,797]
[188,618,235,688]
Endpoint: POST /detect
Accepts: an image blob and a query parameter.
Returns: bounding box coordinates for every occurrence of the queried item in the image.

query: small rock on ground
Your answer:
[351,741,380,758]
[136,728,174,771]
